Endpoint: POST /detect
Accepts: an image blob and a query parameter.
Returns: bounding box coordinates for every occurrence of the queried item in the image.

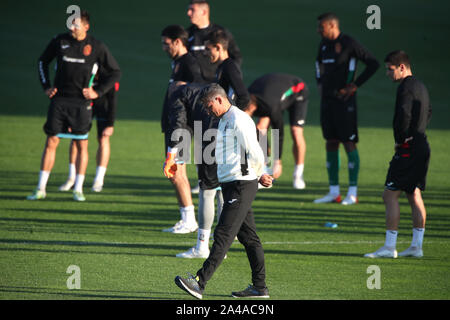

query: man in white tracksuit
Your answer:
[174,83,273,299]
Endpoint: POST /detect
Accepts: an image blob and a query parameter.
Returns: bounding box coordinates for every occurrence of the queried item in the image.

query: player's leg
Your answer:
[342,141,359,205]
[314,100,341,203]
[256,117,272,175]
[291,126,306,189]
[28,99,64,200]
[289,92,308,189]
[364,189,401,258]
[59,140,77,191]
[72,138,88,201]
[92,128,111,192]
[166,163,197,233]
[176,187,216,258]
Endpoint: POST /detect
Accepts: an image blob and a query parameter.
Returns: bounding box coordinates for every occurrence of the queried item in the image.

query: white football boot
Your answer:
[342,194,358,205]
[398,246,423,258]
[314,193,341,204]
[364,246,398,258]
[176,247,210,259]
[59,179,75,191]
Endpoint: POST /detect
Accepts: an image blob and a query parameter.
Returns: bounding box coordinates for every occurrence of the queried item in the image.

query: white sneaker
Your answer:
[342,194,358,205]
[172,221,199,234]
[293,176,306,189]
[59,180,75,191]
[364,246,398,258]
[91,181,103,192]
[314,193,341,204]
[26,189,46,200]
[398,246,423,258]
[162,220,183,233]
[73,191,86,202]
[191,184,200,194]
[176,247,210,258]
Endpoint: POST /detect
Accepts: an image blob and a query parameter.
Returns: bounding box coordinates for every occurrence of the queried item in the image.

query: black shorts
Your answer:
[197,163,219,190]
[385,135,430,194]
[320,96,358,142]
[44,97,92,136]
[93,95,111,137]
[289,87,309,127]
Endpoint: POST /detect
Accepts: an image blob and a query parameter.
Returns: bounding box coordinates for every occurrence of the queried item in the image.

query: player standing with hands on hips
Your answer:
[174,84,272,299]
[28,10,121,201]
[314,12,379,205]
[365,51,431,258]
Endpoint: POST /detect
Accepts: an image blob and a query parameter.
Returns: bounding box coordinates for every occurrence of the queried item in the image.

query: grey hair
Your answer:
[199,83,228,106]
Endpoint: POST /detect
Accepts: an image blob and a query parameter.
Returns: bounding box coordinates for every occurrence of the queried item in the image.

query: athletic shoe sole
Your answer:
[174,276,202,299]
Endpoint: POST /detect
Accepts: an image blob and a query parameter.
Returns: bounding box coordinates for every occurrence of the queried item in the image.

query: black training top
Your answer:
[393,75,432,144]
[38,32,121,100]
[315,33,379,99]
[216,58,249,110]
[248,73,308,157]
[161,52,204,133]
[187,23,242,82]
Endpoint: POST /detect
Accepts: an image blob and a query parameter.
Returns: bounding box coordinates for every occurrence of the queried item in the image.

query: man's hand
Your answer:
[82,87,99,100]
[45,87,58,98]
[272,159,282,179]
[337,83,357,100]
[102,126,114,137]
[163,152,177,178]
[259,173,273,188]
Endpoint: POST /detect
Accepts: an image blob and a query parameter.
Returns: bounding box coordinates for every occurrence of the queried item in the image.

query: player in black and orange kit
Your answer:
[186,0,242,83]
[314,12,379,205]
[246,73,309,189]
[28,10,120,202]
[58,70,120,193]
[365,50,431,259]
[205,29,249,110]
[160,24,205,234]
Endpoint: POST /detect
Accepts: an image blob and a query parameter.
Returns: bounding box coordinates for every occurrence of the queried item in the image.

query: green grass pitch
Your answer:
[0,0,449,300]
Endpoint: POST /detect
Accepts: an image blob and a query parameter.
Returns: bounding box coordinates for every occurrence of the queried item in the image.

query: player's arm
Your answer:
[38,36,58,97]
[393,88,414,146]
[92,43,121,98]
[226,62,250,109]
[315,45,323,96]
[351,38,380,88]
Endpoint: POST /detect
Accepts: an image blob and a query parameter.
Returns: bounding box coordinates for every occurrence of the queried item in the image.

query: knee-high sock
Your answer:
[326,151,340,186]
[347,149,360,187]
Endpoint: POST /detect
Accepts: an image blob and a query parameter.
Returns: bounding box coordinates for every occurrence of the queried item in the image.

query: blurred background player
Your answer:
[205,29,249,110]
[59,70,119,193]
[160,25,204,233]
[365,51,431,258]
[27,10,121,202]
[246,73,309,188]
[163,82,223,258]
[314,12,379,205]
[186,0,242,83]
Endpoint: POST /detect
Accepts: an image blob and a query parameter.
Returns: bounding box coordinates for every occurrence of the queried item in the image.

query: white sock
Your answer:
[293,164,304,178]
[37,171,50,191]
[73,174,85,193]
[196,228,211,252]
[384,230,398,248]
[329,185,340,196]
[181,205,195,224]
[68,163,76,181]
[411,228,425,248]
[347,186,358,197]
[93,166,107,185]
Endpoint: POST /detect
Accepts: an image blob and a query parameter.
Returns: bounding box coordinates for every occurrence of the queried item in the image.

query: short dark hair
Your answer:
[161,25,189,48]
[205,29,229,51]
[80,10,90,24]
[317,12,339,23]
[200,83,228,106]
[384,50,411,68]
[190,0,208,5]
